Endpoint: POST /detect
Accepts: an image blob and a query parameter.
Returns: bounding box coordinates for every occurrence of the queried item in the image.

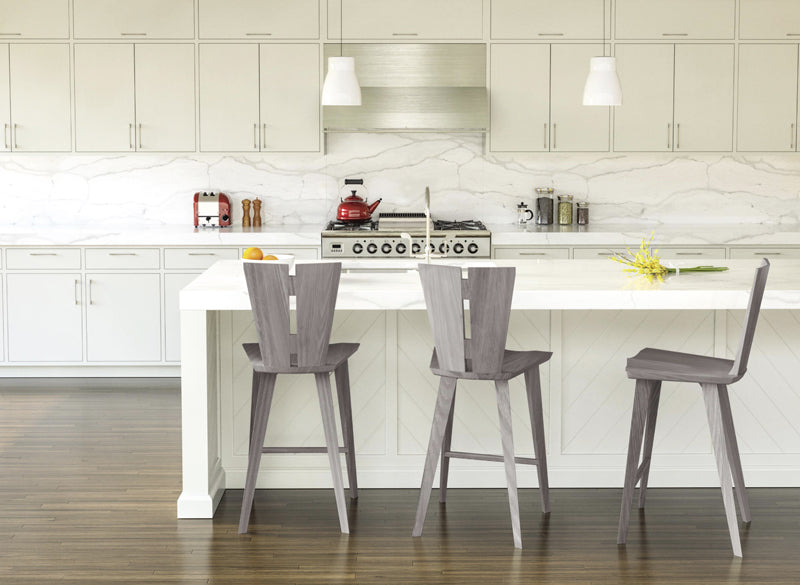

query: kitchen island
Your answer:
[178,258,800,518]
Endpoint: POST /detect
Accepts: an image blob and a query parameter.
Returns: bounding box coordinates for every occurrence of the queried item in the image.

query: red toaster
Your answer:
[194,192,231,228]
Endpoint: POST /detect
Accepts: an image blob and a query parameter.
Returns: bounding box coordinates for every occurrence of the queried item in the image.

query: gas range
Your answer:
[321,213,491,259]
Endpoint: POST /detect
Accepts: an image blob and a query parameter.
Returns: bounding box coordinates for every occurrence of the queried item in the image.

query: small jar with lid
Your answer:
[558,194,574,225]
[576,201,589,225]
[535,187,554,225]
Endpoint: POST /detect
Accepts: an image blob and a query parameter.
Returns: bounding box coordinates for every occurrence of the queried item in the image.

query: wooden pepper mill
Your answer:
[241,199,251,227]
[252,198,262,227]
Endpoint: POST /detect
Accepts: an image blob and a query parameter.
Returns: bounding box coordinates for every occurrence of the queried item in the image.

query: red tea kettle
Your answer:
[336,178,381,222]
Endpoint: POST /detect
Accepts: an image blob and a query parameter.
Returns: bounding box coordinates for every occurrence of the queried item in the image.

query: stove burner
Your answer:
[325,220,378,231]
[433,219,487,231]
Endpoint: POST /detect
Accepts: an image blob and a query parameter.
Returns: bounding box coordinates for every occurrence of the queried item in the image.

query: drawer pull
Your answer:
[537,33,564,36]
[246,32,272,36]
[787,33,800,37]
[754,252,781,256]
[74,279,80,306]
[187,253,217,256]
[662,33,688,36]
[519,252,548,256]
[594,252,613,256]
[88,279,94,305]
[28,252,58,256]
[108,252,137,256]
[392,32,419,36]
[0,33,22,36]
[121,32,147,36]
[675,252,704,256]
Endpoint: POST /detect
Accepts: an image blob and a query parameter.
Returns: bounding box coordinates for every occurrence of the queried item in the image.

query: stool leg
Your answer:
[239,372,276,534]
[525,365,550,514]
[316,372,349,534]
[496,379,522,549]
[412,376,457,538]
[439,388,457,503]
[703,383,743,557]
[718,385,751,524]
[638,381,662,509]
[249,371,259,442]
[617,378,649,545]
[334,360,359,500]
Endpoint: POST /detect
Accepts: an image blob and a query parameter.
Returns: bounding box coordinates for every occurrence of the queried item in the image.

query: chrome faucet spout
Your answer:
[424,186,431,264]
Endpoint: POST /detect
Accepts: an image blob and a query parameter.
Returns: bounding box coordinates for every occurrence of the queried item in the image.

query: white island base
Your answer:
[177,260,800,518]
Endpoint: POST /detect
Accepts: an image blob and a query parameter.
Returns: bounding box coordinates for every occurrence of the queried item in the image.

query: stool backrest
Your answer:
[243,261,341,369]
[418,263,515,374]
[730,258,770,378]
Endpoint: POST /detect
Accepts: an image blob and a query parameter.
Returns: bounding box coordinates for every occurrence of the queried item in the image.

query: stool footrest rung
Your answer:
[261,446,346,454]
[445,450,537,466]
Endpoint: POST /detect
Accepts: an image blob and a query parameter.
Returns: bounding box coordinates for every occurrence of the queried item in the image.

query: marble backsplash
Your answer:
[1,133,799,227]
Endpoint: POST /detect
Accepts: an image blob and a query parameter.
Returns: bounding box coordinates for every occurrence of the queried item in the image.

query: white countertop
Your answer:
[180,258,800,312]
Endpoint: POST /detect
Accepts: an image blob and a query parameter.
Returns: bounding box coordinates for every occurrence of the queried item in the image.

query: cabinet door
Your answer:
[0,44,9,153]
[135,44,196,152]
[199,44,260,152]
[199,0,319,39]
[86,273,161,362]
[164,273,199,362]
[740,0,800,40]
[550,44,609,152]
[613,44,675,152]
[674,44,734,152]
[260,44,320,152]
[6,274,82,362]
[490,44,550,152]
[615,0,735,40]
[74,44,135,152]
[8,44,71,152]
[0,0,69,39]
[73,0,195,39]
[737,44,799,152]
[491,0,604,40]
[332,0,483,40]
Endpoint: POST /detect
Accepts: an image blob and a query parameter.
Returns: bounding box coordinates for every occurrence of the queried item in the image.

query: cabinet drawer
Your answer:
[572,248,619,260]
[493,247,570,260]
[729,248,800,260]
[165,248,239,269]
[199,0,319,39]
[6,248,81,270]
[491,0,603,40]
[740,0,800,39]
[267,247,319,260]
[615,0,735,40]
[0,0,69,39]
[73,0,195,39]
[85,248,160,270]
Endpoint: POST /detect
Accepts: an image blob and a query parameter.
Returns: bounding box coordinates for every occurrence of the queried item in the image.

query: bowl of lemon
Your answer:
[242,247,294,269]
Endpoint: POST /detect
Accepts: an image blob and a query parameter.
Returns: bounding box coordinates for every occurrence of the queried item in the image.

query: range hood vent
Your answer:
[323,44,488,136]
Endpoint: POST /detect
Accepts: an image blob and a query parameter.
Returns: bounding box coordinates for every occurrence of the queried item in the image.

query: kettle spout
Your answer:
[368,198,382,214]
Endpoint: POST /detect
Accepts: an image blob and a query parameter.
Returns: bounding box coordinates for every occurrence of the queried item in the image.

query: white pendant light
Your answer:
[583,0,622,106]
[322,56,362,106]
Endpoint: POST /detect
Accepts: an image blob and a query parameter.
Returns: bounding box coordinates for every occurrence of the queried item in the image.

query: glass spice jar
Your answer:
[558,194,573,225]
[535,187,554,225]
[576,201,589,225]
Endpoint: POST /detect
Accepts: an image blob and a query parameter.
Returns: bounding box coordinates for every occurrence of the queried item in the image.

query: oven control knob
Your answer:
[367,243,378,254]
[453,242,464,254]
[396,243,407,255]
[430,243,437,253]
[381,243,392,254]
[412,243,421,254]
[467,242,479,254]
[352,242,363,254]
[439,243,450,254]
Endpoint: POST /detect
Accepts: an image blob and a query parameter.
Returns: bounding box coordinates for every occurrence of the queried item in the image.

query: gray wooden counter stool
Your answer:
[412,263,552,549]
[618,259,770,557]
[238,261,359,535]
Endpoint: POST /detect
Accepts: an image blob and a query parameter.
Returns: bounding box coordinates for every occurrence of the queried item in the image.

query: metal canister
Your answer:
[576,201,589,225]
[558,194,574,225]
[535,187,554,225]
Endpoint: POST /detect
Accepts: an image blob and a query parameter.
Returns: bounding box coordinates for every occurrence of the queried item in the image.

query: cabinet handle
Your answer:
[121,32,147,36]
[667,123,671,149]
[187,253,216,256]
[675,252,704,256]
[593,252,614,256]
[108,252,137,256]
[129,123,134,149]
[553,123,557,149]
[74,279,80,306]
[253,123,258,149]
[3,123,8,149]
[662,33,688,36]
[246,32,272,36]
[544,123,547,149]
[0,33,22,36]
[138,123,142,149]
[787,33,800,37]
[537,33,564,36]
[519,252,548,256]
[88,280,94,305]
[13,123,18,149]
[392,33,418,36]
[676,123,680,149]
[754,252,781,256]
[262,123,267,148]
[28,252,57,256]
[792,123,796,150]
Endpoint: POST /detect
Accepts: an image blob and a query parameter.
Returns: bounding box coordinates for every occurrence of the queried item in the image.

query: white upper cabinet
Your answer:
[8,44,71,152]
[615,0,735,40]
[491,0,604,40]
[737,44,799,152]
[329,0,483,40]
[0,44,9,153]
[73,0,195,39]
[0,0,69,39]
[199,0,319,39]
[740,0,800,39]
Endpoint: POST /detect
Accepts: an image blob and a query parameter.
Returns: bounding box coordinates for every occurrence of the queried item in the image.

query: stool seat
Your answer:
[626,348,739,385]
[244,342,360,374]
[431,348,552,381]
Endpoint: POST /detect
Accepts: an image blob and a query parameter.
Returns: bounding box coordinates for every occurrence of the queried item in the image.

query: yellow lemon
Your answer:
[242,247,263,260]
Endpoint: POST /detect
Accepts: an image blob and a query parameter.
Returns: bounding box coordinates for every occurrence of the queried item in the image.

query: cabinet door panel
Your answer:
[74,44,135,152]
[8,44,71,152]
[490,44,550,152]
[613,44,674,152]
[74,0,195,39]
[550,44,609,152]
[615,0,735,40]
[0,0,69,39]
[0,44,9,152]
[86,274,161,362]
[491,0,603,40]
[164,273,199,362]
[737,45,798,152]
[260,44,320,152]
[135,44,196,152]
[740,0,800,40]
[199,44,260,152]
[674,44,734,152]
[199,0,319,39]
[7,274,82,362]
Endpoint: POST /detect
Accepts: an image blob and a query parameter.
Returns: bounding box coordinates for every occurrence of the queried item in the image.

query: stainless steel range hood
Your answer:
[322,44,488,139]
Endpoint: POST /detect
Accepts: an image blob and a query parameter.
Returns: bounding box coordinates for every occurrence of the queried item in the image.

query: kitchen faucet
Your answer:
[400,186,443,264]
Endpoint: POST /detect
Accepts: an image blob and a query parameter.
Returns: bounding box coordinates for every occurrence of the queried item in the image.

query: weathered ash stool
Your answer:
[618,259,770,557]
[412,263,552,548]
[238,261,358,534]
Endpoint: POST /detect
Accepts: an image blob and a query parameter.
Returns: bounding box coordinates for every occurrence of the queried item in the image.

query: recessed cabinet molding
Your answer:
[199,0,319,39]
[73,0,195,39]
[328,0,483,40]
[740,0,800,40]
[491,0,604,40]
[615,0,735,40]
[0,0,69,39]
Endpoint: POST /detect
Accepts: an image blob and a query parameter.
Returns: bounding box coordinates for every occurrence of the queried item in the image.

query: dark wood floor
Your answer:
[1,379,799,584]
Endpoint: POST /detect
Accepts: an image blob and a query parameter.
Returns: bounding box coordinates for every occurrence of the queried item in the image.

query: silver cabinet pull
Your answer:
[676,252,704,256]
[676,123,680,149]
[121,32,147,36]
[792,123,796,150]
[519,252,548,256]
[787,33,800,36]
[667,123,671,149]
[253,123,258,149]
[662,33,688,36]
[3,123,8,149]
[138,123,142,149]
[537,33,564,36]
[262,123,267,148]
[755,252,781,256]
[543,123,547,149]
[553,123,557,149]
[28,252,57,256]
[129,123,134,149]
[594,252,614,256]
[392,32,418,36]
[108,252,137,256]
[187,252,216,256]
[246,32,272,36]
[74,279,80,306]
[0,33,22,36]
[13,123,18,149]
[88,280,94,305]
